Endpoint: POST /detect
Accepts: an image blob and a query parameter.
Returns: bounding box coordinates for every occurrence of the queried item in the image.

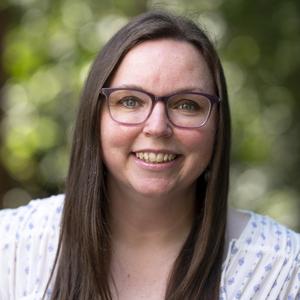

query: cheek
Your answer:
[100,112,138,155]
[180,127,216,172]
[183,128,215,154]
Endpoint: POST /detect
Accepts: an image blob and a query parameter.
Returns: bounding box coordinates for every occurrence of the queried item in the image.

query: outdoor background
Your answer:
[0,0,299,230]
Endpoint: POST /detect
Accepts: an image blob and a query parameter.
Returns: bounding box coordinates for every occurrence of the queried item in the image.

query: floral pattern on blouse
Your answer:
[220,210,300,299]
[1,195,300,300]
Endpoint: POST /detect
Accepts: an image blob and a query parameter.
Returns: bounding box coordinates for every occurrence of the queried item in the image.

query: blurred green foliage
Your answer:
[0,0,299,230]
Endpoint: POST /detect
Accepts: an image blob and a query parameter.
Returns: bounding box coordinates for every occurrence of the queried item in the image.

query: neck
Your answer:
[108,182,196,248]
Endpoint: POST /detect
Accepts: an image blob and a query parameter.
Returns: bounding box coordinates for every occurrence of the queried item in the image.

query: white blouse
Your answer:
[1,194,300,300]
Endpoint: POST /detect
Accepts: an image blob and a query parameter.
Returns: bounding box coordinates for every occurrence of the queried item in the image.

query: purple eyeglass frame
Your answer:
[100,87,221,128]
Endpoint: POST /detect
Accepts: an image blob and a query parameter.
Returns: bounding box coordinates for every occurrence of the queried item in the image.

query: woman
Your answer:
[1,11,299,300]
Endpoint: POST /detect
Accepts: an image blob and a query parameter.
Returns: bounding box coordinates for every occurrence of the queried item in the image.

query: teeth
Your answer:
[156,153,164,162]
[149,153,156,162]
[135,152,176,163]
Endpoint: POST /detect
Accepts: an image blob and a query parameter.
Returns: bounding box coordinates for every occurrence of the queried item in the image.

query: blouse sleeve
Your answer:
[276,250,300,299]
[0,205,19,300]
[221,211,300,300]
[0,195,63,300]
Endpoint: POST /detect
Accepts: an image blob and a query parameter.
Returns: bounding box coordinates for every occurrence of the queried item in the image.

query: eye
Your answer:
[173,100,200,112]
[119,96,142,108]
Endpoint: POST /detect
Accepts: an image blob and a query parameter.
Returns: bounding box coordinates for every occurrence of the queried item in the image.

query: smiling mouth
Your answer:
[135,152,178,163]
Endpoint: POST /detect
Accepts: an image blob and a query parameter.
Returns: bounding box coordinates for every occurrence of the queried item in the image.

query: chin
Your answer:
[130,181,180,199]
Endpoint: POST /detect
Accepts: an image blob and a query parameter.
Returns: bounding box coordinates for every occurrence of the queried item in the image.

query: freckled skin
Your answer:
[100,39,217,200]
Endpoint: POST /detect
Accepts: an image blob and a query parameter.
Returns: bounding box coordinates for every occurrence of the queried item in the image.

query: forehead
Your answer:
[109,39,215,95]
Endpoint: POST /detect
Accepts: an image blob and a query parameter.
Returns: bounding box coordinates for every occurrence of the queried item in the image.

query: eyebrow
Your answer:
[112,84,207,94]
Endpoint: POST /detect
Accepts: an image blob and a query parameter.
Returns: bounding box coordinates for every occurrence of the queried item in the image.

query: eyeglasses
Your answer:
[101,87,220,128]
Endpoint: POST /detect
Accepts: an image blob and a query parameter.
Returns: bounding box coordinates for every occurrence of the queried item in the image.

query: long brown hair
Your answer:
[47,10,231,300]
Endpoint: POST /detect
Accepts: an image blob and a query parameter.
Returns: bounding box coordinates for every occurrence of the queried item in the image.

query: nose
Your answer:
[142,102,173,138]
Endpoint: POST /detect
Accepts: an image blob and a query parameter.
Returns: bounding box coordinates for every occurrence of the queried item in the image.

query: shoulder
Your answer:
[240,210,300,256]
[0,194,64,299]
[0,194,64,239]
[221,210,300,299]
[227,207,300,255]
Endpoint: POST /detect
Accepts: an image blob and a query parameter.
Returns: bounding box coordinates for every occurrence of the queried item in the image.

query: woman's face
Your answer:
[100,39,217,199]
